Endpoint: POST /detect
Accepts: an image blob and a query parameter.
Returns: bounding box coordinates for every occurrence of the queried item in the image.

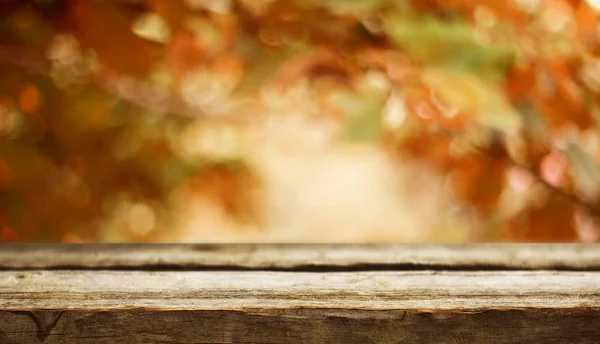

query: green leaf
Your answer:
[384,15,513,80]
[234,44,311,94]
[318,0,389,13]
[338,91,385,142]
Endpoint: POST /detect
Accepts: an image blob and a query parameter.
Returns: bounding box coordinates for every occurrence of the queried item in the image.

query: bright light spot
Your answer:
[540,151,567,187]
[181,70,234,108]
[127,202,156,236]
[579,59,600,92]
[507,166,534,194]
[252,145,448,242]
[185,0,232,13]
[587,0,600,12]
[551,124,578,150]
[416,103,433,120]
[132,13,171,44]
[541,3,573,33]
[47,34,88,86]
[474,6,497,28]
[46,34,81,65]
[179,122,242,160]
[383,92,407,129]
[362,15,384,34]
[429,89,458,118]
[0,102,18,137]
[472,29,491,46]
[574,209,600,242]
[184,17,223,50]
[514,0,540,13]
[18,84,41,113]
[358,70,391,95]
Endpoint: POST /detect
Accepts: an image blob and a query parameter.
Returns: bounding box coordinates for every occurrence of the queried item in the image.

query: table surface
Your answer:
[1,244,599,344]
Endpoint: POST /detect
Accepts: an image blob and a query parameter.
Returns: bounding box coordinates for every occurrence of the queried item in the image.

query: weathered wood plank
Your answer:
[1,308,600,344]
[1,269,600,343]
[1,243,600,269]
[2,245,600,343]
[1,270,600,310]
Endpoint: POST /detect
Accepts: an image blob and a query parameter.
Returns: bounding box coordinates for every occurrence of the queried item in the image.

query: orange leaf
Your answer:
[18,84,41,113]
[510,196,579,242]
[0,213,18,243]
[187,165,259,220]
[504,64,536,101]
[533,92,593,131]
[67,0,164,75]
[533,62,593,130]
[545,60,584,108]
[167,31,206,81]
[211,52,245,85]
[451,152,508,215]
[575,1,598,34]
[401,133,455,171]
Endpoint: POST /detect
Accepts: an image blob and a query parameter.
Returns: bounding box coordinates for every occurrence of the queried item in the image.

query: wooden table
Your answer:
[1,244,599,343]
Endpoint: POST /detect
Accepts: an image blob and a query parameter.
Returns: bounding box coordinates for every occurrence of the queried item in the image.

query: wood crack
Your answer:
[13,310,65,342]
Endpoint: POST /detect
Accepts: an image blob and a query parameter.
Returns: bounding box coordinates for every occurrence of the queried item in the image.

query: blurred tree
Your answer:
[1,0,600,242]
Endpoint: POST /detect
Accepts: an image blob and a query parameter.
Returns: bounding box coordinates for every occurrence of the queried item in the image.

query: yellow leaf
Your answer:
[422,69,523,134]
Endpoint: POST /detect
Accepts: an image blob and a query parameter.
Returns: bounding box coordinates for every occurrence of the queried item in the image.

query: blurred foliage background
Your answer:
[1,0,600,242]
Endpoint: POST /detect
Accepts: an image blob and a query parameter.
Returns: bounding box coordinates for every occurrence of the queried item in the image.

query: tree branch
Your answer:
[421,128,600,216]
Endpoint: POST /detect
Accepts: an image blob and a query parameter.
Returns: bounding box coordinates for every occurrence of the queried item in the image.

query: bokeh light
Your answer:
[1,0,600,242]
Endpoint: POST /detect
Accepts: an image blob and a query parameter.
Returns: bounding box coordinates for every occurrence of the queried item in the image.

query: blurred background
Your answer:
[1,0,600,242]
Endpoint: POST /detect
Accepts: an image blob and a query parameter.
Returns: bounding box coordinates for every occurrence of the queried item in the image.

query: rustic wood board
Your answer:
[1,243,600,269]
[1,244,600,343]
[2,270,600,310]
[2,308,600,344]
[1,270,600,343]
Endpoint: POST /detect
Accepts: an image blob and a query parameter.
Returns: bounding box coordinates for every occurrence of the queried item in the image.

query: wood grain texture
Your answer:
[0,269,599,343]
[1,244,600,343]
[1,308,600,344]
[1,270,600,310]
[1,243,600,269]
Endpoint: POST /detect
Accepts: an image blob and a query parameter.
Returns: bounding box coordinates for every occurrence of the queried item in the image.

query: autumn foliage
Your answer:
[1,0,600,242]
